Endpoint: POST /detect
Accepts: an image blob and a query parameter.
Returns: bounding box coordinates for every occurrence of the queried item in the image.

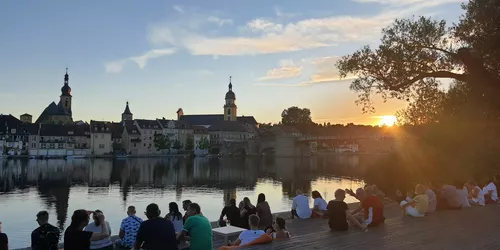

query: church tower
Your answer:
[60,68,72,115]
[122,101,133,122]
[224,76,237,121]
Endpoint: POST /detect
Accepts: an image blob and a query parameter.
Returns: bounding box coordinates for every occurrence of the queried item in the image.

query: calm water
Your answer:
[0,156,372,248]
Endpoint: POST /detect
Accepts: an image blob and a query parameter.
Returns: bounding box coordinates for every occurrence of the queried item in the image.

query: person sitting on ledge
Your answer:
[266,217,290,240]
[400,184,428,218]
[350,186,385,227]
[291,189,312,219]
[232,215,266,246]
[327,189,367,231]
[64,210,110,250]
[177,203,213,250]
[312,190,328,217]
[219,198,243,228]
[441,183,462,210]
[482,179,498,204]
[85,210,113,250]
[0,222,8,250]
[239,197,257,229]
[466,181,485,206]
[256,193,273,229]
[115,206,142,249]
[31,210,60,250]
[135,203,178,250]
[166,202,184,234]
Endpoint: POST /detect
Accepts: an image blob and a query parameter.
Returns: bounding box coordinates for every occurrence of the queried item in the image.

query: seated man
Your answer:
[400,184,428,218]
[291,189,312,219]
[177,203,213,250]
[441,184,462,210]
[232,215,265,246]
[116,206,142,249]
[31,211,60,250]
[135,203,177,250]
[219,199,243,228]
[328,189,367,231]
[350,186,384,227]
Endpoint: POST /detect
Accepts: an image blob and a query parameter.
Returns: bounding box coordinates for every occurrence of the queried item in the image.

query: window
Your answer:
[65,99,68,107]
[106,128,109,131]
[133,143,136,147]
[99,144,105,149]
[33,136,37,141]
[49,143,55,149]
[68,131,74,135]
[227,109,231,115]
[58,143,64,149]
[94,135,98,138]
[32,143,36,148]
[144,143,146,146]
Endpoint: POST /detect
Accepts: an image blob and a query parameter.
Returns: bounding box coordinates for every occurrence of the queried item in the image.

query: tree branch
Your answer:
[416,45,456,57]
[390,71,468,90]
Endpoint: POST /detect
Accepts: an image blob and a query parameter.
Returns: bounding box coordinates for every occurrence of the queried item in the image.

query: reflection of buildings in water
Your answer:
[37,179,70,231]
[222,187,237,206]
[274,158,313,199]
[88,159,112,187]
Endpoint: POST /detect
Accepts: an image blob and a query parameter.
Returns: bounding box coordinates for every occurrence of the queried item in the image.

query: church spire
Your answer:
[61,68,71,97]
[228,76,232,91]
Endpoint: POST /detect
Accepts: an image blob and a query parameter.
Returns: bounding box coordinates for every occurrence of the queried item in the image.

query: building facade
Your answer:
[35,69,73,125]
[90,121,113,155]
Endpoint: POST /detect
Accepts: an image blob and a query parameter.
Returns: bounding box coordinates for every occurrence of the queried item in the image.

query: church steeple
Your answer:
[122,101,133,122]
[59,68,72,116]
[61,68,71,97]
[224,76,237,121]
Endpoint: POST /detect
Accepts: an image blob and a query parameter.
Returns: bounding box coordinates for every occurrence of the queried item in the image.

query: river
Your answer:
[0,155,379,249]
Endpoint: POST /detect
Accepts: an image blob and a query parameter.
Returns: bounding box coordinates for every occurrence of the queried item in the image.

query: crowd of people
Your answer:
[398,179,499,218]
[0,178,497,250]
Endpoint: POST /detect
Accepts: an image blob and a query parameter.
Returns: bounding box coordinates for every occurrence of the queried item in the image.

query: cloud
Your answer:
[247,19,283,33]
[274,7,299,18]
[173,5,184,14]
[207,16,233,26]
[105,48,176,73]
[258,59,302,81]
[299,56,357,85]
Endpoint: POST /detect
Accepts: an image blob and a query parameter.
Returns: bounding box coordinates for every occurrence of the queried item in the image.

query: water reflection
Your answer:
[0,155,372,248]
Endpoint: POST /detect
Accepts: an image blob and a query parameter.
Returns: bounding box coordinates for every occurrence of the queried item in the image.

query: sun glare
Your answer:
[378,115,397,126]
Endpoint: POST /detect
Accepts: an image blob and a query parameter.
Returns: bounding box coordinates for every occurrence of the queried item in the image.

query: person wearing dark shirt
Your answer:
[328,189,367,231]
[182,200,192,223]
[256,193,273,230]
[0,221,8,250]
[64,210,110,250]
[31,211,60,250]
[219,199,243,228]
[135,203,178,250]
[239,197,257,229]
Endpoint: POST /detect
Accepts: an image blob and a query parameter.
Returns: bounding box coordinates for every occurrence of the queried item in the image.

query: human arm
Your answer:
[401,200,416,208]
[177,216,192,241]
[232,231,243,246]
[220,207,227,221]
[90,214,110,241]
[31,230,36,250]
[119,219,125,239]
[1,233,8,250]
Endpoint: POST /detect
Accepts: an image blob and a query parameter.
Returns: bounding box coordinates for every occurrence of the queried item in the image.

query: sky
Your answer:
[0,0,465,125]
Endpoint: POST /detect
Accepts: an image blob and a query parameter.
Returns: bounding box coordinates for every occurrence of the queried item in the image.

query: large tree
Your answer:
[281,106,313,125]
[337,0,500,117]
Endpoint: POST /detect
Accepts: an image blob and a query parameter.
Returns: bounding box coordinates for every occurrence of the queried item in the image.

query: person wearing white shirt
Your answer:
[231,215,265,246]
[466,181,485,206]
[312,190,328,217]
[483,181,498,203]
[291,189,312,219]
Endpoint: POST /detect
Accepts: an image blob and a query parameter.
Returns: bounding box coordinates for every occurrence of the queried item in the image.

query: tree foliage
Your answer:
[197,136,210,150]
[281,107,313,125]
[185,136,194,151]
[172,140,183,151]
[154,134,171,152]
[337,0,500,116]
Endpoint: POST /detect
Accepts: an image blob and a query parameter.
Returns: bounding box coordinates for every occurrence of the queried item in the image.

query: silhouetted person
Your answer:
[31,211,60,250]
[219,199,242,228]
[0,222,8,250]
[64,210,110,250]
[135,203,177,250]
[256,193,273,229]
[116,206,143,249]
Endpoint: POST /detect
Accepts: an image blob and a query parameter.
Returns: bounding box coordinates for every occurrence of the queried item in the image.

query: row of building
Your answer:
[0,70,262,157]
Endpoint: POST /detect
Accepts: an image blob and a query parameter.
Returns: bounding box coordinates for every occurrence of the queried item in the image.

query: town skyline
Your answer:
[0,0,464,125]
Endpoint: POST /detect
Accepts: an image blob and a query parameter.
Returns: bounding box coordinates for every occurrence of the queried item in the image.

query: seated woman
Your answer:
[455,180,470,208]
[466,181,485,206]
[311,190,328,217]
[483,180,498,204]
[400,184,428,218]
[266,217,290,240]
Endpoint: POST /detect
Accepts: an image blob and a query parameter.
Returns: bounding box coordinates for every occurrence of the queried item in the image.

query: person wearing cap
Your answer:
[31,211,59,250]
[134,203,177,250]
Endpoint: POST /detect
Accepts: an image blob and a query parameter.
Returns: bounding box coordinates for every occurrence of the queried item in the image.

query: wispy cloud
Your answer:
[104,48,176,73]
[173,5,184,14]
[299,56,357,85]
[352,0,462,6]
[207,16,233,26]
[274,7,299,18]
[258,59,302,81]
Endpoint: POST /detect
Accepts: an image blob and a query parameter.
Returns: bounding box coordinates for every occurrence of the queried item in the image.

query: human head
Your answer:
[36,211,49,226]
[311,190,322,199]
[92,209,103,225]
[364,185,374,196]
[127,206,136,216]
[145,203,161,219]
[355,187,365,197]
[70,209,90,229]
[295,189,303,196]
[335,189,346,200]
[467,180,478,187]
[182,200,192,211]
[372,185,379,192]
[243,197,252,207]
[275,217,286,230]
[169,202,180,214]
[229,198,236,206]
[257,193,266,204]
[415,184,426,195]
[248,214,260,228]
[187,203,201,216]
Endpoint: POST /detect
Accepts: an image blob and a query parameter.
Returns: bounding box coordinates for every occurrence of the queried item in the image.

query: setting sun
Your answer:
[378,115,397,126]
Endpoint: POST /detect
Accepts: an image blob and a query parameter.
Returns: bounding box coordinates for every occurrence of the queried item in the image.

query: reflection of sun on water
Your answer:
[378,115,397,126]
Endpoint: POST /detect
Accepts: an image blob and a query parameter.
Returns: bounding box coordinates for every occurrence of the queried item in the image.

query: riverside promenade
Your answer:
[15,202,500,250]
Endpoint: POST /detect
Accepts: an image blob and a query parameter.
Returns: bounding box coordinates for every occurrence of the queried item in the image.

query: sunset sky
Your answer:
[0,0,464,125]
